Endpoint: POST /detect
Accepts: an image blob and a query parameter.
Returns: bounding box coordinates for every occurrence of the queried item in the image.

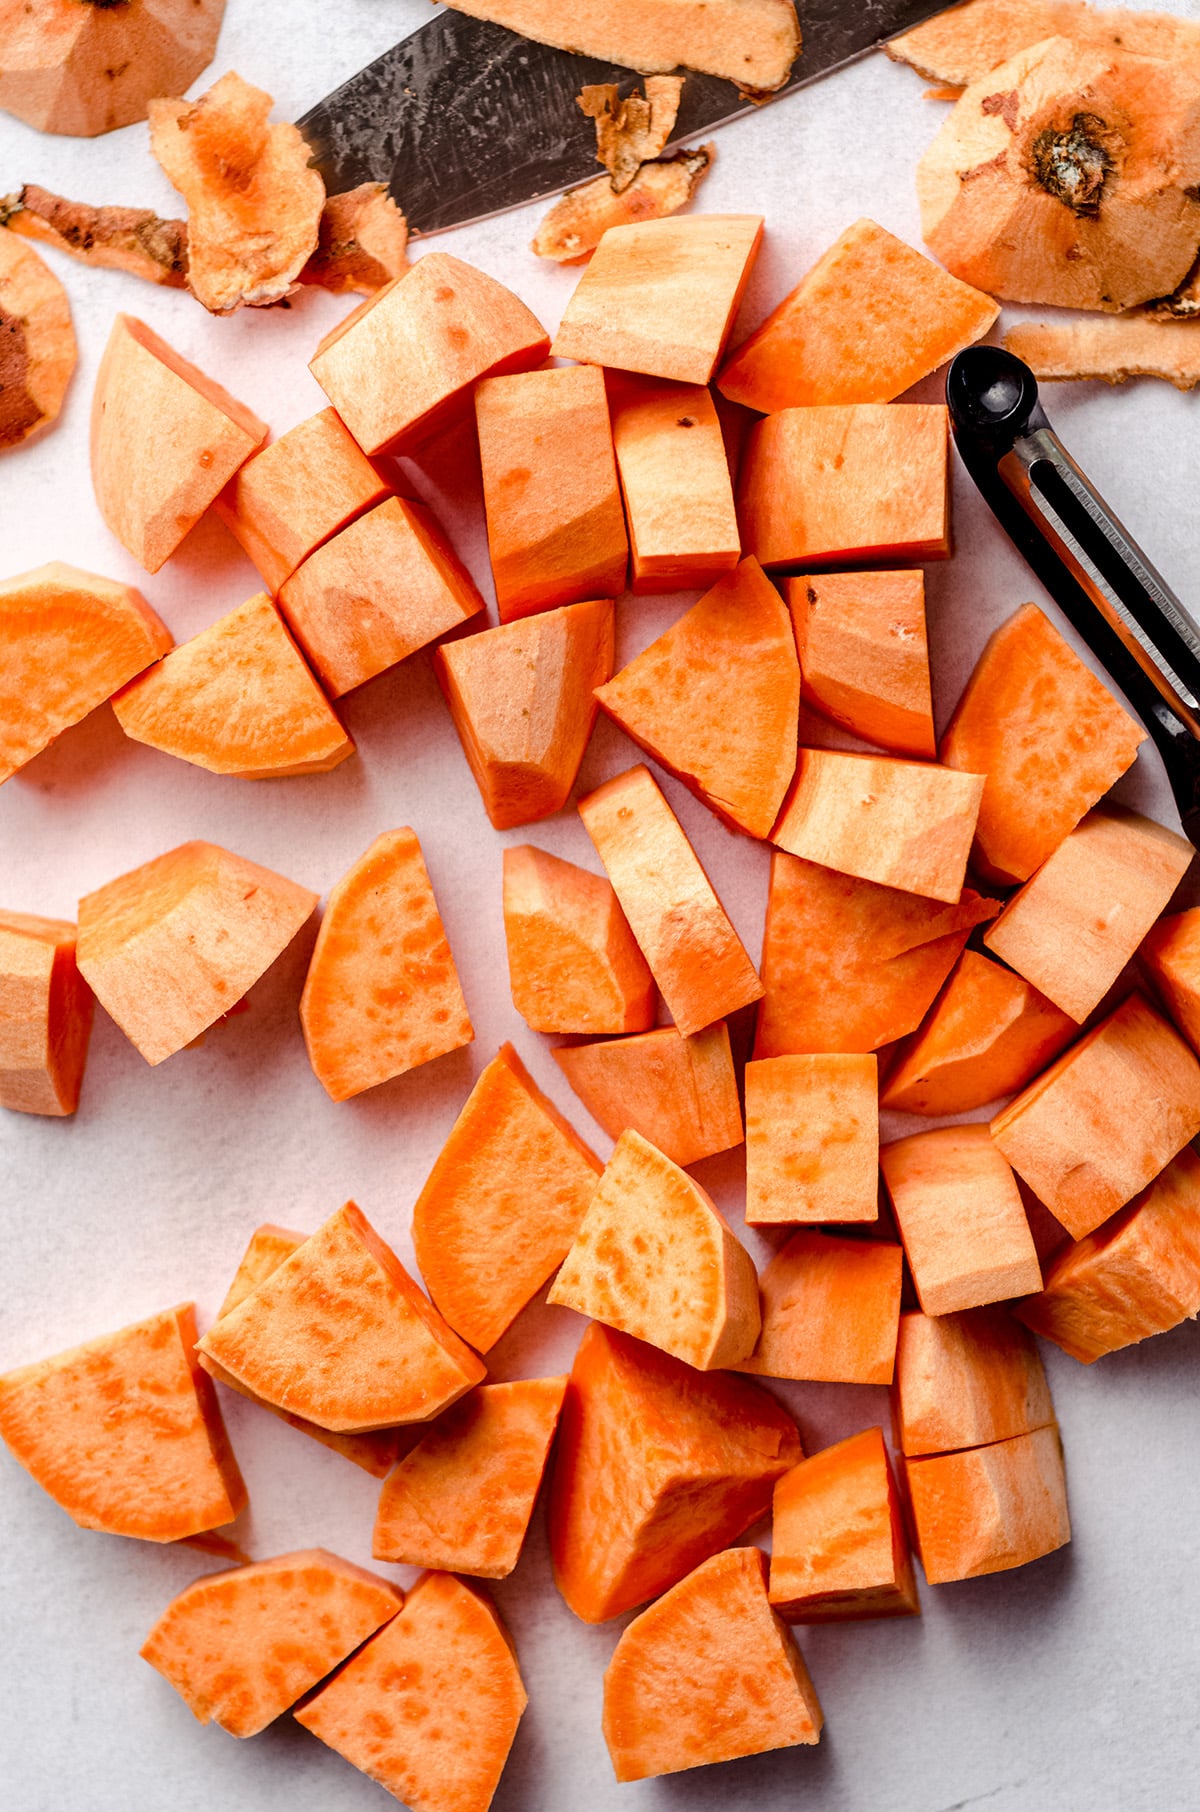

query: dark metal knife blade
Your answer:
[299,1,957,236]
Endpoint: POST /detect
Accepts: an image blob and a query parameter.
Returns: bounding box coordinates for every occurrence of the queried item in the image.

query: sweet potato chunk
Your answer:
[893,1306,1055,1457]
[310,251,549,455]
[0,1304,245,1541]
[0,228,75,449]
[787,570,936,759]
[502,844,654,1034]
[549,1322,801,1623]
[579,764,763,1037]
[608,374,740,592]
[552,214,764,384]
[437,599,614,828]
[769,1429,919,1622]
[595,557,799,838]
[372,1377,567,1577]
[940,603,1146,884]
[745,1054,878,1224]
[735,1230,903,1386]
[549,1129,760,1368]
[112,591,353,779]
[990,993,1200,1239]
[603,1547,821,1782]
[412,1044,603,1353]
[141,1551,402,1737]
[773,750,985,904]
[91,313,267,573]
[881,949,1076,1117]
[882,1126,1041,1315]
[300,829,473,1102]
[1005,314,1200,391]
[296,1571,527,1812]
[906,1424,1071,1583]
[554,1022,743,1168]
[279,495,485,698]
[532,149,713,263]
[0,910,93,1116]
[1141,908,1200,1052]
[76,840,317,1066]
[739,403,951,568]
[199,1202,485,1432]
[719,218,998,411]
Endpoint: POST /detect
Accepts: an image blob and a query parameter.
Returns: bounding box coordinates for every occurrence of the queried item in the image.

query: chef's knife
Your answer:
[299,1,957,236]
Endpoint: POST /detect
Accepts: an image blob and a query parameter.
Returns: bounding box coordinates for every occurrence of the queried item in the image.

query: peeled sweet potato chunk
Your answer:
[906,1424,1071,1583]
[141,1550,402,1737]
[0,910,93,1116]
[787,570,936,759]
[1141,907,1200,1054]
[769,1429,919,1623]
[554,1022,743,1168]
[0,228,75,450]
[607,371,739,592]
[893,1306,1055,1458]
[745,1053,878,1224]
[735,1230,903,1386]
[503,844,655,1035]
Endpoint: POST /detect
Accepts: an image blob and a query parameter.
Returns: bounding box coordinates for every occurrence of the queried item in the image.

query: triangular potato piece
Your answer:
[503,843,656,1035]
[553,1022,743,1168]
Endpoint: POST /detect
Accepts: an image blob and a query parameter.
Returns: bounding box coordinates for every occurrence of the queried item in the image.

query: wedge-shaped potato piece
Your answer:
[608,374,740,592]
[0,562,172,784]
[300,829,473,1101]
[1141,907,1200,1052]
[141,1550,402,1737]
[1005,315,1200,392]
[881,948,1076,1117]
[90,314,267,573]
[503,844,654,1034]
[554,1022,742,1168]
[887,0,1200,88]
[279,495,485,698]
[373,1377,567,1577]
[893,1306,1055,1458]
[412,1044,603,1353]
[719,218,998,411]
[745,1053,878,1224]
[112,591,354,779]
[475,365,628,621]
[595,557,799,838]
[740,403,950,568]
[76,840,317,1066]
[940,603,1146,884]
[579,764,763,1037]
[0,910,93,1116]
[198,1202,485,1431]
[310,251,549,455]
[881,1125,1041,1315]
[773,750,985,904]
[549,1128,760,1369]
[437,599,614,829]
[770,1428,919,1623]
[603,1547,821,1782]
[297,1571,526,1812]
[991,992,1200,1239]
[735,1230,903,1386]
[755,850,999,1057]
[0,1304,245,1541]
[906,1424,1070,1584]
[0,229,75,449]
[984,806,1193,1022]
[787,570,936,759]
[549,1321,801,1622]
[552,214,764,384]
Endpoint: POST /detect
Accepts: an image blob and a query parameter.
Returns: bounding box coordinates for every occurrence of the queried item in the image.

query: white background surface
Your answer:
[3,3,1200,1809]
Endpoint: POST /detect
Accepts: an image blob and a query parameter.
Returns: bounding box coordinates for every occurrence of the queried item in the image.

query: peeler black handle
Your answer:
[946,346,1200,850]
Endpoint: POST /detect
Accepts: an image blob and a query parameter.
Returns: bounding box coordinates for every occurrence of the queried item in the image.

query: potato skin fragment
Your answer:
[1,186,189,288]
[579,76,684,192]
[1004,315,1200,390]
[299,184,409,295]
[533,147,712,263]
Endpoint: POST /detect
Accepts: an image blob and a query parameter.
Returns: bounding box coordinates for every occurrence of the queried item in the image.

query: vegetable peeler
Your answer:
[947,346,1200,850]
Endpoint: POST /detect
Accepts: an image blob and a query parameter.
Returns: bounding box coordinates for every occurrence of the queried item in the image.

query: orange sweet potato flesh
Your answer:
[735,1230,903,1386]
[296,1570,527,1812]
[554,1022,743,1168]
[198,1201,486,1431]
[892,1306,1055,1457]
[0,909,94,1116]
[887,0,1200,90]
[608,374,740,592]
[412,1043,603,1353]
[594,556,799,839]
[300,829,473,1101]
[990,992,1200,1240]
[881,948,1076,1117]
[719,218,998,412]
[1142,908,1200,1053]
[745,1054,878,1224]
[787,570,936,759]
[372,1377,567,1577]
[1017,1145,1200,1362]
[503,844,655,1034]
[905,1423,1071,1584]
[769,1428,919,1622]
[437,598,614,830]
[548,1128,761,1369]
[579,764,763,1037]
[112,591,354,779]
[0,1304,246,1541]
[549,1321,801,1623]
[140,1550,402,1738]
[76,840,317,1066]
[602,1547,822,1782]
[0,562,172,783]
[940,603,1147,884]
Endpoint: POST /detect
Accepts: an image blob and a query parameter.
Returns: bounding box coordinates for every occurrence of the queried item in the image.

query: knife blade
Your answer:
[299,0,958,236]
